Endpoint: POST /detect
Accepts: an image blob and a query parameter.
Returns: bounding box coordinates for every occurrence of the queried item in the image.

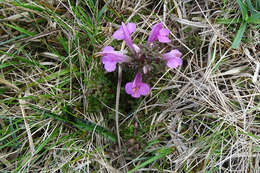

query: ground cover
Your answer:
[0,0,260,172]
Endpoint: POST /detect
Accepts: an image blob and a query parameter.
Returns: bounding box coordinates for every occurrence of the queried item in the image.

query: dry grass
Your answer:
[0,0,260,172]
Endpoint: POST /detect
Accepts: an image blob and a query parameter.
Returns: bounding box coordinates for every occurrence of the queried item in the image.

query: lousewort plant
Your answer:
[101,22,182,98]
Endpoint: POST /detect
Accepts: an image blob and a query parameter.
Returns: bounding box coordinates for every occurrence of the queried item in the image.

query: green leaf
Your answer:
[247,12,260,23]
[128,148,173,173]
[249,19,260,24]
[237,0,249,21]
[232,22,247,49]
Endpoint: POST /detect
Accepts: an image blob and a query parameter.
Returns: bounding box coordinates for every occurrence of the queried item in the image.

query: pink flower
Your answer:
[125,73,150,98]
[101,46,131,72]
[148,23,171,43]
[113,22,136,53]
[113,22,136,40]
[162,49,182,69]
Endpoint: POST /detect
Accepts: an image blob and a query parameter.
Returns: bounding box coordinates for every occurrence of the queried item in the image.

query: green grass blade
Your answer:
[72,117,117,142]
[232,22,247,49]
[0,62,19,69]
[0,34,27,46]
[256,0,260,10]
[34,127,59,155]
[97,0,110,20]
[247,12,260,23]
[37,68,72,83]
[76,6,93,27]
[29,105,70,123]
[0,50,45,69]
[12,1,44,12]
[237,0,249,21]
[249,19,260,24]
[246,0,256,15]
[13,128,60,172]
[57,34,69,54]
[216,18,242,24]
[128,148,173,173]
[29,105,117,142]
[4,23,36,36]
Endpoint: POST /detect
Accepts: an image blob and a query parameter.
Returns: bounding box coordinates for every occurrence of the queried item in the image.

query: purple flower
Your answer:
[148,23,171,43]
[113,22,136,40]
[101,46,131,72]
[113,22,136,53]
[162,49,182,69]
[125,73,150,98]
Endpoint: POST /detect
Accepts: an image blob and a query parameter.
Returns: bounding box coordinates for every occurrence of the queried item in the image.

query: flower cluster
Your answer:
[101,22,182,98]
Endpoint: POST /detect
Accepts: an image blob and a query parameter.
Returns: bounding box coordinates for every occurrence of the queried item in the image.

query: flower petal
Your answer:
[112,29,124,40]
[158,36,171,43]
[102,54,120,62]
[102,45,131,63]
[162,49,182,69]
[148,23,163,43]
[125,73,150,98]
[104,61,117,72]
[139,83,150,95]
[102,56,110,63]
[125,82,134,95]
[159,28,170,36]
[133,73,142,88]
[132,92,141,98]
[162,49,182,60]
[103,46,114,52]
[121,22,135,52]
[166,57,182,69]
[127,23,136,34]
[170,49,182,57]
